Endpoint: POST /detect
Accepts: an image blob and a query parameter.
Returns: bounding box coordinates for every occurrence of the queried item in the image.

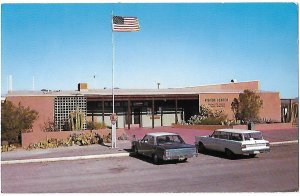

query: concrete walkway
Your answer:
[1,140,131,162]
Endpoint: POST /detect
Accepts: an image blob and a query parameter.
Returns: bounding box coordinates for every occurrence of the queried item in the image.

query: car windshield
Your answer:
[243,132,263,140]
[156,135,184,144]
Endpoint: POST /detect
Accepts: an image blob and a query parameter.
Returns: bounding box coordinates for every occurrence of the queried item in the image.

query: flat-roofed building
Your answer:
[5,80,281,133]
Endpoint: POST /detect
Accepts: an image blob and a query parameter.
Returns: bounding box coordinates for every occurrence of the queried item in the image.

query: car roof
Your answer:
[146,132,179,137]
[215,129,261,134]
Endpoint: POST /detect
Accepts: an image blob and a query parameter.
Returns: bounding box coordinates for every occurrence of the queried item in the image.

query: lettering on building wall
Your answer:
[204,98,229,108]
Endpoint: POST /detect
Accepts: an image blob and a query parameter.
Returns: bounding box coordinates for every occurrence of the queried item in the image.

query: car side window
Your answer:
[219,132,229,140]
[148,136,154,145]
[230,133,243,141]
[142,135,151,142]
[212,131,220,138]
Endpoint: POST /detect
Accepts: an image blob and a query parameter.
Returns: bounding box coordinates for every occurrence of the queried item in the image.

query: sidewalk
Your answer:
[1,140,132,162]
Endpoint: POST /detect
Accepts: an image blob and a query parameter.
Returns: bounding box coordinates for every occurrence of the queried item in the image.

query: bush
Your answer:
[70,131,103,146]
[188,105,228,125]
[1,101,38,144]
[1,144,17,152]
[26,131,104,150]
[87,121,106,130]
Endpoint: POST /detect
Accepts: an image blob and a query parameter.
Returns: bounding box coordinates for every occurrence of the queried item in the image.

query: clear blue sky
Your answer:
[1,3,298,98]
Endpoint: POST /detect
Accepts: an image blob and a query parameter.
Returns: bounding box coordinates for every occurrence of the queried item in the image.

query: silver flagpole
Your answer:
[111,11,117,148]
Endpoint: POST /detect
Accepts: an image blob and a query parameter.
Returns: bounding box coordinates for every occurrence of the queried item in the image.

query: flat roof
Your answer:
[215,129,261,134]
[5,88,265,97]
[146,132,179,137]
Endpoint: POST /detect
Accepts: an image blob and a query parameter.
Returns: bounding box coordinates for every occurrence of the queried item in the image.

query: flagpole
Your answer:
[111,11,117,148]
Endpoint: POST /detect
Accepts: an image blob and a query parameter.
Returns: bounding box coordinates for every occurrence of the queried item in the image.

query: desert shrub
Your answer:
[188,105,228,125]
[70,131,103,146]
[1,144,17,152]
[87,121,106,130]
[1,101,38,144]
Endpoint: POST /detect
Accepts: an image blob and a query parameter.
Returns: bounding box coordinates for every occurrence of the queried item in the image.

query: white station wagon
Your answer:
[195,129,270,159]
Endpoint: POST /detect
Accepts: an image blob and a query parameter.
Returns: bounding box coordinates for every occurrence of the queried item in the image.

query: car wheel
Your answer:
[249,154,257,158]
[152,154,160,165]
[198,142,206,153]
[225,149,235,160]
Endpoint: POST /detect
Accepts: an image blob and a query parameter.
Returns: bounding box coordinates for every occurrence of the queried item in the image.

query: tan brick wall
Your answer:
[199,91,281,122]
[6,96,55,134]
[190,81,259,91]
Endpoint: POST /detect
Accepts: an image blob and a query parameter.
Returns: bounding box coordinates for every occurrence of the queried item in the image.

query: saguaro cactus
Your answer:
[69,107,85,131]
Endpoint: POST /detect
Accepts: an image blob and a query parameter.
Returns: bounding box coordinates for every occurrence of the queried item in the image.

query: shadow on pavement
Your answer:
[199,150,256,160]
[127,150,189,165]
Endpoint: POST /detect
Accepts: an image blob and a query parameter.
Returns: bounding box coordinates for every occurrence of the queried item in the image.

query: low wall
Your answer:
[172,124,233,130]
[233,123,294,130]
[172,123,294,131]
[21,129,126,148]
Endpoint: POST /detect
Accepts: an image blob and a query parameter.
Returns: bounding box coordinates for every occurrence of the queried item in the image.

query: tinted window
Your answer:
[230,133,243,141]
[219,132,229,140]
[142,135,151,142]
[243,132,263,140]
[148,136,154,145]
[212,131,220,138]
[157,135,184,144]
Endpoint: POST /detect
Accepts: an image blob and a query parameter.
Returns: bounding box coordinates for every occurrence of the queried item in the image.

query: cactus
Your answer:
[69,107,85,131]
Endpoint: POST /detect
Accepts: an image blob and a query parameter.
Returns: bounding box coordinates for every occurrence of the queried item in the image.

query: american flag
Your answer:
[112,16,140,32]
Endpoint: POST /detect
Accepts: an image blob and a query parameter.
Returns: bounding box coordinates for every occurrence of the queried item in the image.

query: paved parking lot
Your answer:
[2,144,298,193]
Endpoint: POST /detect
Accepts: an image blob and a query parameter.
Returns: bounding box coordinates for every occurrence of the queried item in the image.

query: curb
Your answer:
[1,152,130,165]
[270,140,298,146]
[1,140,298,165]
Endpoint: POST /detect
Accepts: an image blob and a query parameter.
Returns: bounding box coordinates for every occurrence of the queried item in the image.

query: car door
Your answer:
[138,135,151,155]
[207,131,221,151]
[143,136,155,157]
[215,131,230,152]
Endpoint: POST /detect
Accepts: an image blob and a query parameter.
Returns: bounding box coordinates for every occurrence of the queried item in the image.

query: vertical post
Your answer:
[128,99,131,129]
[102,98,105,123]
[152,98,155,128]
[175,98,178,124]
[111,11,117,148]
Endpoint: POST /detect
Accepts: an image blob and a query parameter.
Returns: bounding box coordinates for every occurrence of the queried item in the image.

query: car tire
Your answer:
[152,154,160,165]
[249,154,257,158]
[225,148,235,160]
[198,142,206,153]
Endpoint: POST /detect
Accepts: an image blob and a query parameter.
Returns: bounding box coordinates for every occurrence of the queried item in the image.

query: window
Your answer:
[142,135,151,142]
[148,136,154,145]
[230,133,243,141]
[212,131,220,138]
[219,132,229,140]
[156,135,184,144]
[243,132,263,141]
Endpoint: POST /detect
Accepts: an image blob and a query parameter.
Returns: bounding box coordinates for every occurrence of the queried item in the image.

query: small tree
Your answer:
[231,90,263,123]
[1,101,39,144]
